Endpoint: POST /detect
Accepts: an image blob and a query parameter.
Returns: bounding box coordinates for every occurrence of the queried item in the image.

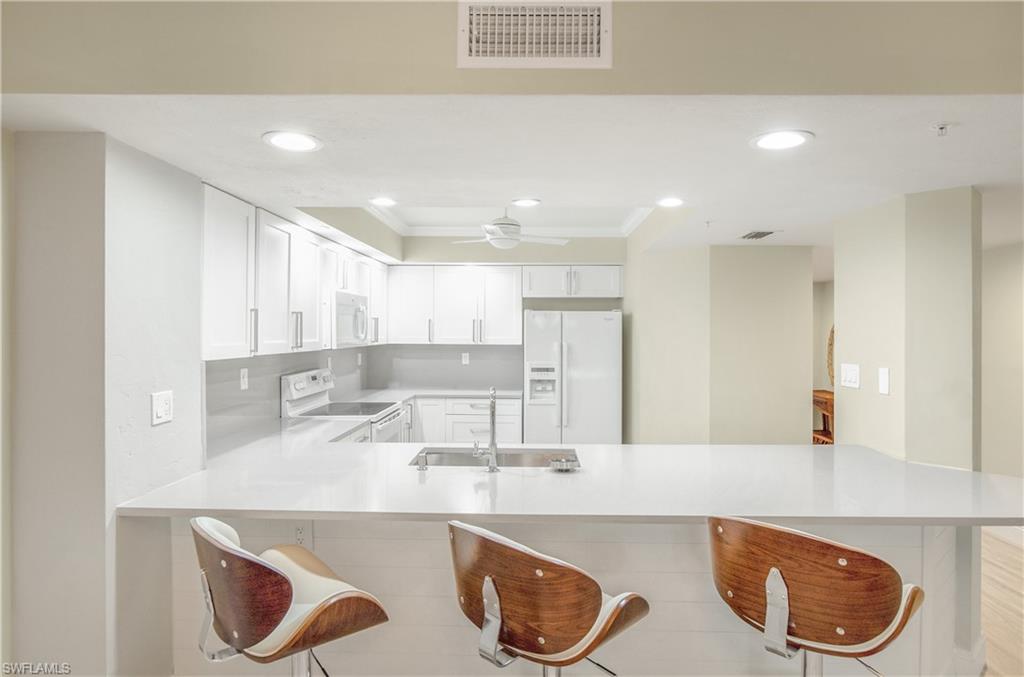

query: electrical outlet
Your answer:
[295,526,305,546]
[240,368,248,391]
[327,356,333,370]
[151,390,174,425]
[357,352,363,367]
[840,363,860,389]
[462,352,470,365]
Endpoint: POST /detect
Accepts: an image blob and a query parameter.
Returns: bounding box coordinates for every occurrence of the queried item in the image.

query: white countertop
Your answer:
[121,419,1023,525]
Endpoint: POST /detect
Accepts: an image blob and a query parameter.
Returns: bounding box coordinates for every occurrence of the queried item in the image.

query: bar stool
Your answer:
[448,520,650,676]
[707,517,924,676]
[191,517,388,676]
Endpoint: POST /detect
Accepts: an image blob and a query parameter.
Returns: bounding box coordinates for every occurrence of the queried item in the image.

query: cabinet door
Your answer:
[388,267,434,343]
[318,247,339,350]
[480,266,522,344]
[523,266,570,298]
[289,227,322,351]
[368,261,388,344]
[446,415,522,444]
[255,211,293,355]
[342,254,371,297]
[414,398,446,443]
[570,265,623,298]
[202,186,256,360]
[433,266,480,344]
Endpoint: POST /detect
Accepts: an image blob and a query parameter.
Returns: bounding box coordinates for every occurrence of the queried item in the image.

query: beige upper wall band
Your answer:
[2,2,1021,95]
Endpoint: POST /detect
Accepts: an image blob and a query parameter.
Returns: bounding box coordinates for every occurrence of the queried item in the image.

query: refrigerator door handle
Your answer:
[561,341,569,428]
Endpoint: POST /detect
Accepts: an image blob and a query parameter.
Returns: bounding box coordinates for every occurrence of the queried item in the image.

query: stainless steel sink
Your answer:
[408,447,580,470]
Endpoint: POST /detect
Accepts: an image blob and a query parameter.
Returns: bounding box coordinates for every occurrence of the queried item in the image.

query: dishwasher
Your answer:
[372,407,408,443]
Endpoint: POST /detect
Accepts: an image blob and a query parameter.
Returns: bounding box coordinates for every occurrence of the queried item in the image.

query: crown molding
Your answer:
[365,206,411,236]
[621,207,655,236]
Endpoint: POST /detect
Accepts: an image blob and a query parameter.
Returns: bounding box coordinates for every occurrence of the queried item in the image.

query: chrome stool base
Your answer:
[291,650,311,677]
[541,667,561,677]
[802,651,823,676]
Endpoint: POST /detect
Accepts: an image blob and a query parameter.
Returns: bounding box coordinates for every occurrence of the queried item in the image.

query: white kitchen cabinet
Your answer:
[255,211,293,355]
[523,265,570,298]
[446,415,522,444]
[318,247,339,349]
[479,266,522,344]
[201,185,256,360]
[289,226,322,351]
[341,252,370,297]
[570,265,623,298]
[388,266,435,343]
[433,266,480,344]
[522,265,622,298]
[414,397,446,443]
[368,260,388,344]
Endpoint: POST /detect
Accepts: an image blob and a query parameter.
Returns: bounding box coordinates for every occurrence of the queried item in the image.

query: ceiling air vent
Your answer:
[740,231,777,240]
[457,2,612,69]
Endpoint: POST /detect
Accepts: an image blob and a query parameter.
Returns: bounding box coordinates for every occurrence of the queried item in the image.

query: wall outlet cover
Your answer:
[462,352,470,365]
[878,367,891,395]
[357,353,363,367]
[240,368,249,391]
[327,356,333,370]
[151,390,174,425]
[840,363,860,389]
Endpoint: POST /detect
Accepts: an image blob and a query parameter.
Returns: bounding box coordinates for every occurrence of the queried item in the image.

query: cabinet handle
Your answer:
[572,270,579,296]
[372,316,380,343]
[469,403,489,410]
[469,428,490,434]
[472,318,477,343]
[561,341,569,428]
[479,318,484,343]
[564,270,570,294]
[250,308,258,354]
[292,311,301,349]
[427,318,433,343]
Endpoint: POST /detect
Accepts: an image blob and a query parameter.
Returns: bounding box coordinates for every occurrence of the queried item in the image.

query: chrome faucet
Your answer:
[473,387,500,472]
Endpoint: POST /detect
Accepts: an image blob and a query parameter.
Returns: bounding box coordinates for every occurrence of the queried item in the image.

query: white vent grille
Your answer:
[458,3,612,69]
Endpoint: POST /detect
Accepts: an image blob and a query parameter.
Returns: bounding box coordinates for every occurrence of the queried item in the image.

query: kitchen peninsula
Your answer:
[118,424,1022,676]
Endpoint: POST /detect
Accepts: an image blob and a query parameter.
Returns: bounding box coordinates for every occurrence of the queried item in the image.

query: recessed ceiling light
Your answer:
[751,130,815,150]
[511,198,542,208]
[369,196,397,208]
[262,131,323,152]
[657,197,684,208]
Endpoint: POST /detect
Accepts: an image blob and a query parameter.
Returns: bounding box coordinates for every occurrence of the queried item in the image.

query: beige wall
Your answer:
[3,2,1021,95]
[813,281,835,389]
[982,244,1023,477]
[300,207,403,261]
[403,236,625,264]
[834,198,907,458]
[709,246,813,444]
[905,187,981,470]
[0,129,12,661]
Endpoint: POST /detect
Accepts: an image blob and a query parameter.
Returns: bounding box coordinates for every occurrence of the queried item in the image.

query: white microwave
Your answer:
[335,291,369,347]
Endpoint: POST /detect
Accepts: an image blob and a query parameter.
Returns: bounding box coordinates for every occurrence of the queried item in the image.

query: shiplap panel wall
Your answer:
[170,519,953,676]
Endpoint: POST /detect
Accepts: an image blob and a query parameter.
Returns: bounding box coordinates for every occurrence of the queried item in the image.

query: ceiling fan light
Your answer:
[489,237,519,250]
[511,198,541,208]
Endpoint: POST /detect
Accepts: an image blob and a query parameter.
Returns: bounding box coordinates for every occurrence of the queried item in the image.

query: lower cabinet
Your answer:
[413,396,523,444]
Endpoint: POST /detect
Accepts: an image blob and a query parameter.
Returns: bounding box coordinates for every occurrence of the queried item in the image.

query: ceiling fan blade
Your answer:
[452,238,490,244]
[521,235,569,246]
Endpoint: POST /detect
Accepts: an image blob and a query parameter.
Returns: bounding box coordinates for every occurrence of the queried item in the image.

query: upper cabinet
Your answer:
[522,265,623,298]
[368,260,388,344]
[340,251,370,297]
[388,266,435,344]
[318,247,339,350]
[201,186,256,360]
[254,211,294,355]
[288,226,323,351]
[388,266,523,345]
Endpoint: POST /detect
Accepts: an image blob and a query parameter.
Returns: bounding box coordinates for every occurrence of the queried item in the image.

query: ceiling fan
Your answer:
[453,211,568,250]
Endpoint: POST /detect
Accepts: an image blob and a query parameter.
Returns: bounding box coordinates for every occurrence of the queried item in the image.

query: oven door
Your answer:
[336,291,369,346]
[371,408,407,443]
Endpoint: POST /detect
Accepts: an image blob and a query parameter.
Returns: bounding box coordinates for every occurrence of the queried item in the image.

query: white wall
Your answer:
[813,281,834,389]
[833,198,908,458]
[11,132,108,672]
[709,246,813,444]
[905,187,982,470]
[982,243,1023,477]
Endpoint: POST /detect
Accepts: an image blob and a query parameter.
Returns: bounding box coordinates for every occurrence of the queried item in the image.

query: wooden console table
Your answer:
[813,389,834,444]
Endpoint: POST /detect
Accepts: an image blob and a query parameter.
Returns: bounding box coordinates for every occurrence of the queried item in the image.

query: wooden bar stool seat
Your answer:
[708,517,924,676]
[448,520,650,676]
[191,517,388,676]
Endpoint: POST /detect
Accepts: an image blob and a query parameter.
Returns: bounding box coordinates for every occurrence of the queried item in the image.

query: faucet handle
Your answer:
[489,386,496,397]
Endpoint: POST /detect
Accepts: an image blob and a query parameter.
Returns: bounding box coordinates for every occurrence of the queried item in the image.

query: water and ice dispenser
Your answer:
[526,362,559,405]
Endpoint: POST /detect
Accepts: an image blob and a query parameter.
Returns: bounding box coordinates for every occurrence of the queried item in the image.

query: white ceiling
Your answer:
[3,94,1020,256]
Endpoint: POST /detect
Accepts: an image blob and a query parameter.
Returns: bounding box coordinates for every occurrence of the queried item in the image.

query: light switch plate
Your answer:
[840,363,860,389]
[462,352,470,365]
[878,367,890,395]
[151,390,174,425]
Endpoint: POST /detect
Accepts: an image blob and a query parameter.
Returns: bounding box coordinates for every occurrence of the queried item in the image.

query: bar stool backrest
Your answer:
[708,517,923,656]
[191,517,294,651]
[449,521,603,657]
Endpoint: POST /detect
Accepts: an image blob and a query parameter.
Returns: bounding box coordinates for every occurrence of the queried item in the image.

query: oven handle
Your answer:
[375,409,404,427]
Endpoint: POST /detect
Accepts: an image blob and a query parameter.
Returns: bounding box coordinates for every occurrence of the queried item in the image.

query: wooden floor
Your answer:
[982,529,1024,677]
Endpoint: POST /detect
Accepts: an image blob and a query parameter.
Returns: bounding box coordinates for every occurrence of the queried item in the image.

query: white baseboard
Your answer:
[953,635,987,676]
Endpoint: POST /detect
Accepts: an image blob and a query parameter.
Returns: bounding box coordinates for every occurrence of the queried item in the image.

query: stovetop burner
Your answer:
[301,402,396,417]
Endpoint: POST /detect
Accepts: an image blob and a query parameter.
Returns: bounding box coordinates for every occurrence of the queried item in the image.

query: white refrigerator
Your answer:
[523,310,622,444]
